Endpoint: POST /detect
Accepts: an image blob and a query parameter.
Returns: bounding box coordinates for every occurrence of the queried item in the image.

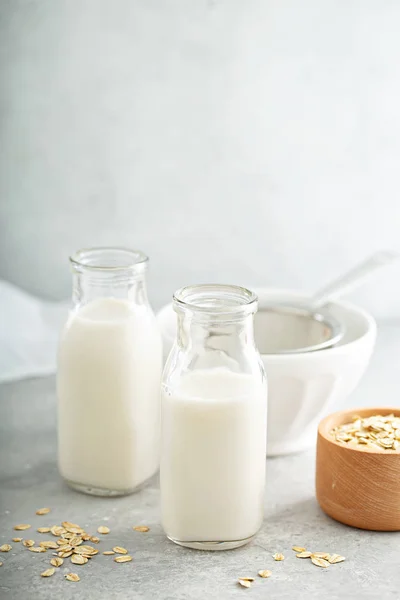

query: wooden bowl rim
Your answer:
[318,406,400,455]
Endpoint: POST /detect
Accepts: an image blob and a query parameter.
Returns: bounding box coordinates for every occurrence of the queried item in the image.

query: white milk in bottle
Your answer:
[57,248,162,496]
[161,284,267,550]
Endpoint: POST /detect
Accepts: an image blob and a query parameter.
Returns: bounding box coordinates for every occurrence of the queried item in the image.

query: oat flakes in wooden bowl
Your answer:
[316,407,400,531]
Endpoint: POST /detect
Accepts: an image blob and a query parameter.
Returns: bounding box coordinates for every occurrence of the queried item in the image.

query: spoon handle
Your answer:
[311,250,400,309]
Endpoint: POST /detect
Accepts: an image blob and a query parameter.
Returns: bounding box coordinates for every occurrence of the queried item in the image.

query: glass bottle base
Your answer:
[167,534,256,551]
[63,474,155,497]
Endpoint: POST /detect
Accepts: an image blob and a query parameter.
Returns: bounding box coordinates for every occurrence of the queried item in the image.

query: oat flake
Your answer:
[133,526,149,532]
[113,546,128,555]
[311,557,330,568]
[65,572,80,582]
[258,570,272,578]
[51,526,66,536]
[58,550,73,558]
[114,555,133,563]
[74,545,97,555]
[69,537,83,547]
[328,554,345,564]
[71,554,88,565]
[97,526,110,534]
[40,541,59,550]
[36,508,51,515]
[312,552,331,560]
[41,568,55,577]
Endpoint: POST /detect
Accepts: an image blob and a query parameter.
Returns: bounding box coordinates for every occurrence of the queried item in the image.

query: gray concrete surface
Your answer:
[0,370,399,599]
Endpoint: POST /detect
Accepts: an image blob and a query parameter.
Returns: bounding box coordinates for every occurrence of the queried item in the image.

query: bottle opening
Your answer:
[70,247,148,273]
[173,284,258,318]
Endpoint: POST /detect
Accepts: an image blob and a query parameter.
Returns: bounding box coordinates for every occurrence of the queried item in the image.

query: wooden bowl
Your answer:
[316,407,400,531]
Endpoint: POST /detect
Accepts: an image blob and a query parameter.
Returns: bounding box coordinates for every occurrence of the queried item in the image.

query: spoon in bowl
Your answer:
[310,250,399,310]
[258,250,399,354]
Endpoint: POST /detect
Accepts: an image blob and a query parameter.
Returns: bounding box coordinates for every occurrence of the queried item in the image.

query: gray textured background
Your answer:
[1,0,400,316]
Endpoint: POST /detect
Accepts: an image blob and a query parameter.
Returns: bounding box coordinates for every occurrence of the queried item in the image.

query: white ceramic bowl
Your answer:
[156,289,377,456]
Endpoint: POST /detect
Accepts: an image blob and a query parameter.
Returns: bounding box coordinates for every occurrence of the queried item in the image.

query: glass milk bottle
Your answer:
[160,284,267,550]
[57,247,162,496]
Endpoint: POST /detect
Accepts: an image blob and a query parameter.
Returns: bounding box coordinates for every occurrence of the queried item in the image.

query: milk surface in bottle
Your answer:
[161,284,267,550]
[57,248,162,496]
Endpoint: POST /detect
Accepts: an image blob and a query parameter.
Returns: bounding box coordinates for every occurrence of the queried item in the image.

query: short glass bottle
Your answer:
[57,247,162,496]
[160,284,267,550]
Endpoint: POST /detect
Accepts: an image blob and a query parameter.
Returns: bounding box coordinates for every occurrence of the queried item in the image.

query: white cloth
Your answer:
[0,280,68,383]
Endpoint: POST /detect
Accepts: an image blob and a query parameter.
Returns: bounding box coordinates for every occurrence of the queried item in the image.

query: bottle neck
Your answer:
[177,312,255,353]
[72,271,148,308]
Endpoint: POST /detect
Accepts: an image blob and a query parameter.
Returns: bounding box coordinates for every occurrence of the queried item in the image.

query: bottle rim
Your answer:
[173,284,258,318]
[70,247,148,273]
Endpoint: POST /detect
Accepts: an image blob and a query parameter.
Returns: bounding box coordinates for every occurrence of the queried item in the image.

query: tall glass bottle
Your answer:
[57,247,162,496]
[161,284,267,550]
